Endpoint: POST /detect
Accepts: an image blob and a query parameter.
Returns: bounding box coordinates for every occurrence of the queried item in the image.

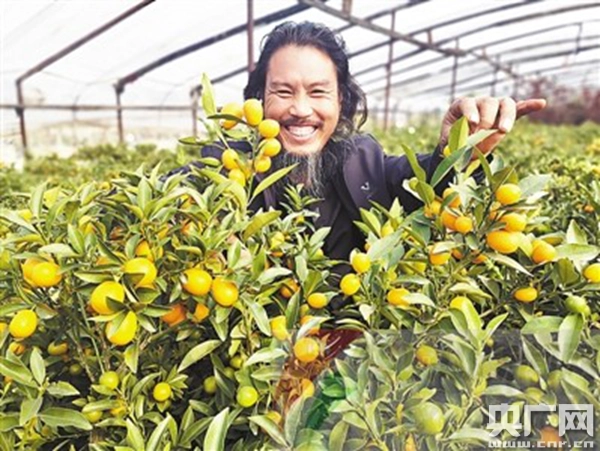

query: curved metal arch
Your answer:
[386,54,600,100]
[206,1,542,90]
[114,2,321,93]
[201,0,442,91]
[403,71,599,101]
[348,0,540,61]
[355,20,597,80]
[198,0,434,91]
[351,3,599,79]
[363,37,599,94]
[390,58,600,99]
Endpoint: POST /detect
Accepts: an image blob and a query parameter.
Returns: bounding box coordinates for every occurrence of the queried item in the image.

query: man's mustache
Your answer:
[279,118,324,128]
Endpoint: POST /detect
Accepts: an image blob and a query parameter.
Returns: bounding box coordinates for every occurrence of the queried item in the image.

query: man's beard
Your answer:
[270,138,352,203]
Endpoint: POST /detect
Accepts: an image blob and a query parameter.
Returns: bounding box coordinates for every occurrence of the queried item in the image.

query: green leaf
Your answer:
[285,290,301,330]
[178,340,221,372]
[465,128,496,149]
[125,419,145,451]
[204,408,229,451]
[400,144,426,182]
[124,343,139,374]
[250,366,282,382]
[558,314,583,363]
[147,414,172,451]
[488,253,531,275]
[367,233,402,261]
[448,116,469,152]
[251,165,297,202]
[0,209,38,234]
[328,420,349,451]
[430,147,467,188]
[446,427,491,444]
[450,282,492,299]
[451,296,482,332]
[415,180,435,205]
[137,178,152,214]
[37,243,77,257]
[519,174,551,198]
[484,314,508,342]
[81,399,117,413]
[201,73,217,116]
[521,337,548,376]
[556,258,580,286]
[179,418,212,447]
[521,316,563,335]
[67,224,85,254]
[39,407,92,431]
[242,211,281,241]
[130,373,160,400]
[482,385,524,397]
[30,182,47,217]
[199,167,228,185]
[249,415,288,448]
[257,267,291,285]
[245,348,287,367]
[404,292,435,307]
[46,381,80,397]
[0,357,35,386]
[29,347,45,385]
[556,244,599,262]
[247,300,271,337]
[358,208,382,235]
[284,396,305,445]
[181,407,195,437]
[0,413,19,432]
[566,220,588,245]
[0,303,26,319]
[20,397,43,426]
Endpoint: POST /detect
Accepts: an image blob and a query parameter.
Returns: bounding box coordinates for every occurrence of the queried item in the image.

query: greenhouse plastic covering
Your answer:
[1,0,598,152]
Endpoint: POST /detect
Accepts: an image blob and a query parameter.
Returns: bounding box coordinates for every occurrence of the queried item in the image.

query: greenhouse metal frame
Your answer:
[1,0,598,151]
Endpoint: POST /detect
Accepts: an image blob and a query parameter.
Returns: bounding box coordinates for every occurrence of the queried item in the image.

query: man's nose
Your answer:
[290,94,313,117]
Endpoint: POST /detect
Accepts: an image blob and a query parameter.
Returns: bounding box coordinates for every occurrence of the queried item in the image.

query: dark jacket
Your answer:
[173,134,448,261]
[250,134,447,220]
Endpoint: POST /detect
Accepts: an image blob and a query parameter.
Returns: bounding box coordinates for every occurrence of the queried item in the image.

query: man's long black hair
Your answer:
[243,21,368,138]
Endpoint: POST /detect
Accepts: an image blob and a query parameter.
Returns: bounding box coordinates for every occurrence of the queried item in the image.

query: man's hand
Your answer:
[439,97,547,155]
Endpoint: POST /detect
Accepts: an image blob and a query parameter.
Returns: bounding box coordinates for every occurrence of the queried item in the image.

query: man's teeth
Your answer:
[286,126,316,137]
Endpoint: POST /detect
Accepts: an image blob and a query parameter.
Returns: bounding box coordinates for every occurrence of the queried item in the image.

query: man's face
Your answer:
[264,45,341,156]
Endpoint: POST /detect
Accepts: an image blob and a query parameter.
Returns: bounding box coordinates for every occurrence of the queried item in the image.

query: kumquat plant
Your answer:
[1,75,599,450]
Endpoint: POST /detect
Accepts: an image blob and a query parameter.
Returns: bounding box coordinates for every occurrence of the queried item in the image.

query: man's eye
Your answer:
[312,89,328,96]
[277,90,292,96]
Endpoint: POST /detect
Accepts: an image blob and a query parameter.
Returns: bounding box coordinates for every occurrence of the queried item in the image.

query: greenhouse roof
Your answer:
[1,0,598,150]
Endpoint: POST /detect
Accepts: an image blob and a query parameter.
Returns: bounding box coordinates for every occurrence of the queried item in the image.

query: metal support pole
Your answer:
[247,0,255,73]
[449,39,459,104]
[491,55,500,96]
[342,0,353,15]
[115,87,124,145]
[15,81,27,150]
[383,11,396,131]
[15,0,154,152]
[575,22,583,55]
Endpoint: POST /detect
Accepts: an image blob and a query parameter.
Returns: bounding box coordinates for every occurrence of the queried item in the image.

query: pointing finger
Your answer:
[516,98,547,119]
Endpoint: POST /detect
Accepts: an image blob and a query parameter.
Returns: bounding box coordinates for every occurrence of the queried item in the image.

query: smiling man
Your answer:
[241,22,545,260]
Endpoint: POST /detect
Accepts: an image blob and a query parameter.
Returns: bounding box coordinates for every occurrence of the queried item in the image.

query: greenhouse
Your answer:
[0,1,599,449]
